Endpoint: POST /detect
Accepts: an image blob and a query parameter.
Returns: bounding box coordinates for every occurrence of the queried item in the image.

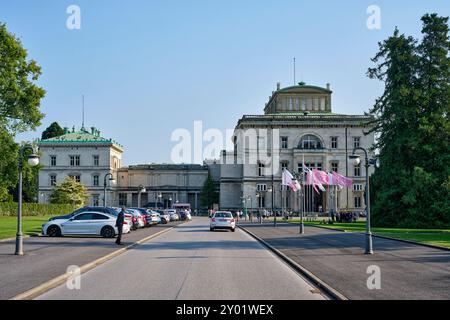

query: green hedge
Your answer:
[0,203,79,217]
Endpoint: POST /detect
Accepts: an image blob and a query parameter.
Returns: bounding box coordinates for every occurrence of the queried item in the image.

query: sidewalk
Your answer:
[239,222,450,300]
[0,223,181,300]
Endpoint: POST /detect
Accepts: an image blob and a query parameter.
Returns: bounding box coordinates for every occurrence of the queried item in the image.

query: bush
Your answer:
[0,203,78,217]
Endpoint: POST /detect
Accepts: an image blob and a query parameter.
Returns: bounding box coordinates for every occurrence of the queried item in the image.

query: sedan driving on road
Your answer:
[42,212,131,238]
[210,211,236,232]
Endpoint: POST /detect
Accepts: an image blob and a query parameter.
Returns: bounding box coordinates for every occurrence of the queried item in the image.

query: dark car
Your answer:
[49,206,119,221]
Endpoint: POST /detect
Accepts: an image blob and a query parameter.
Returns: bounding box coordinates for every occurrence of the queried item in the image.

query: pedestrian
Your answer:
[115,206,126,245]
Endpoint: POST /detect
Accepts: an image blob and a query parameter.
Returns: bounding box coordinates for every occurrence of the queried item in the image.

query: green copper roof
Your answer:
[38,128,123,149]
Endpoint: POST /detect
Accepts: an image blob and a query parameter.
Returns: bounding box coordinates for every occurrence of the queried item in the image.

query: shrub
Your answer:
[0,203,78,217]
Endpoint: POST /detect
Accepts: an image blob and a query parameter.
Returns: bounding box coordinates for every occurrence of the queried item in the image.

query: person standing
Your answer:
[115,206,125,245]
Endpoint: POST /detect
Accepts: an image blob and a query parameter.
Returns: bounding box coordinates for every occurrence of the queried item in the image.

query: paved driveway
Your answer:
[37,218,326,300]
[0,222,181,299]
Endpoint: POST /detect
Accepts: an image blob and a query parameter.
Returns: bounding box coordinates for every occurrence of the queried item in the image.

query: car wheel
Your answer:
[231,228,236,232]
[101,226,115,238]
[210,227,214,232]
[47,225,61,237]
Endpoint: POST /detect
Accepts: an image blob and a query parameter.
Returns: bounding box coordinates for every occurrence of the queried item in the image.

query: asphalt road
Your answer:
[0,222,181,299]
[37,218,326,300]
[240,222,450,300]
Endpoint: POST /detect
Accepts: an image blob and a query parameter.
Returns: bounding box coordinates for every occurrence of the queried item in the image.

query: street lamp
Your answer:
[103,173,115,207]
[137,185,146,208]
[157,193,162,209]
[268,187,276,227]
[16,144,40,255]
[349,147,379,255]
[169,197,172,209]
[247,196,252,223]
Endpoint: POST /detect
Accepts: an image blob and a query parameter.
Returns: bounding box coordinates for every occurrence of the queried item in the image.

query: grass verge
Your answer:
[0,216,53,240]
[287,220,450,249]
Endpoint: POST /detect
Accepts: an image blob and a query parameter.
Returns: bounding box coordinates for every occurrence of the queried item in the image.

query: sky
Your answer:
[1,0,449,165]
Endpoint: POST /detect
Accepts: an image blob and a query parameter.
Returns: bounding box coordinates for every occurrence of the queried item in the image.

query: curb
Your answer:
[0,235,31,243]
[11,226,176,300]
[239,225,348,301]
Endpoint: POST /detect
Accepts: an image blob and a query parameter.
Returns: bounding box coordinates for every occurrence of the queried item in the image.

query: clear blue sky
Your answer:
[1,0,448,165]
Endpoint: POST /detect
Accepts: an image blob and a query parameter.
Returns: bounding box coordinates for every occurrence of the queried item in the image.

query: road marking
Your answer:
[11,226,177,300]
[238,225,348,301]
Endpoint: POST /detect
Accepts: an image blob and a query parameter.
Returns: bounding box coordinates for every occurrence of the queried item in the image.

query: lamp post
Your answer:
[103,173,115,207]
[247,196,252,223]
[169,197,172,209]
[349,147,379,255]
[268,187,276,227]
[157,193,162,209]
[137,185,146,208]
[292,172,304,234]
[16,144,40,255]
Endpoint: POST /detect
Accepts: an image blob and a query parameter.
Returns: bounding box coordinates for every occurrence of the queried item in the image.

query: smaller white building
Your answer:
[38,126,123,206]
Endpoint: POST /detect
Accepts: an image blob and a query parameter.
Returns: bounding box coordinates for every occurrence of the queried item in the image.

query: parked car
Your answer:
[49,206,119,221]
[147,210,160,225]
[129,208,153,227]
[178,210,192,221]
[127,209,145,230]
[165,209,179,221]
[42,212,131,238]
[155,210,170,224]
[210,211,236,232]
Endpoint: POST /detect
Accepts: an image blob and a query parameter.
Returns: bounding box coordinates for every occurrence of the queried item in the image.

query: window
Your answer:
[281,137,288,149]
[353,184,363,191]
[354,196,362,208]
[93,155,99,166]
[281,162,288,171]
[69,175,81,183]
[316,163,323,171]
[119,193,127,206]
[298,135,323,150]
[331,162,338,172]
[50,156,57,166]
[258,195,265,208]
[74,213,94,221]
[353,137,361,149]
[50,175,57,186]
[92,195,100,206]
[331,137,338,149]
[257,184,267,192]
[93,175,99,187]
[258,163,265,177]
[93,213,108,220]
[354,164,361,177]
[70,155,80,167]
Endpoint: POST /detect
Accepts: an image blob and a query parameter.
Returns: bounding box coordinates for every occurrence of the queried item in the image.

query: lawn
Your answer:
[0,216,53,240]
[287,220,450,249]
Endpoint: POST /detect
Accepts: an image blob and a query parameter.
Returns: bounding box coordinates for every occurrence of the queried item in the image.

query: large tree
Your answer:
[50,177,87,206]
[368,14,450,228]
[200,172,219,209]
[42,122,64,140]
[0,23,45,202]
[0,23,45,135]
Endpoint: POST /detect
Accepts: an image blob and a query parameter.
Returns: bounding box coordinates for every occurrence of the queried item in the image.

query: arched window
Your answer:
[298,135,323,150]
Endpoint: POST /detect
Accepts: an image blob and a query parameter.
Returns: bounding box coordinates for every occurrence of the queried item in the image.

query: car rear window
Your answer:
[214,212,232,218]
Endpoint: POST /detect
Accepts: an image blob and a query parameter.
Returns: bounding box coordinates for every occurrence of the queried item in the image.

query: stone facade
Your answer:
[38,127,123,206]
[218,83,375,213]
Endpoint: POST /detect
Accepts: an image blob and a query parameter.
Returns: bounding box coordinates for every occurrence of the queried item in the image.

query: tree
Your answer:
[0,23,45,203]
[50,177,87,206]
[0,23,45,135]
[42,122,64,140]
[200,172,219,209]
[368,14,450,228]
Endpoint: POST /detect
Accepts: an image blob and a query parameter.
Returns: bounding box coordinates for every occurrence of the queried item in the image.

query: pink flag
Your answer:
[332,171,352,188]
[282,169,298,192]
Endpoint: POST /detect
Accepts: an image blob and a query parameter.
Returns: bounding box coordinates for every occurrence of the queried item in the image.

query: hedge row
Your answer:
[0,203,79,217]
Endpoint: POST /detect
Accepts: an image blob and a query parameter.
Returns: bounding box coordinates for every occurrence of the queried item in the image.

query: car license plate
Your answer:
[220,219,227,222]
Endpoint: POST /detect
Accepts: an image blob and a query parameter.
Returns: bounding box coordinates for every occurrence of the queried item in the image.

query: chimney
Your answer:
[91,127,95,135]
[63,127,69,134]
[326,83,331,91]
[277,82,281,90]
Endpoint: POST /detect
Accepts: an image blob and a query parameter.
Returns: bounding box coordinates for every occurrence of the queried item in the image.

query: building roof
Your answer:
[126,164,208,171]
[276,83,332,94]
[38,126,124,150]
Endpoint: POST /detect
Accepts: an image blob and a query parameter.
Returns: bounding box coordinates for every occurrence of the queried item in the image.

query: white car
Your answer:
[157,211,170,224]
[42,212,131,238]
[210,211,236,232]
[165,209,179,221]
[148,211,160,225]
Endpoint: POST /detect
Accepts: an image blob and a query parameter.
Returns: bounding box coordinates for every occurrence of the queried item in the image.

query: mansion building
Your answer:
[38,82,374,214]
